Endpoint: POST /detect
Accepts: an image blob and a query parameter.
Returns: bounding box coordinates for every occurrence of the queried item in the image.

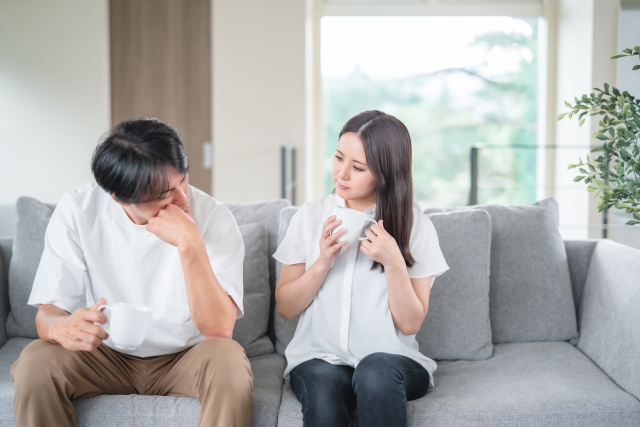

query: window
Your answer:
[321,16,539,208]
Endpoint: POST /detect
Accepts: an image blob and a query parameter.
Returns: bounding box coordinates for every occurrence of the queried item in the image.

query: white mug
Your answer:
[332,206,377,247]
[98,302,152,350]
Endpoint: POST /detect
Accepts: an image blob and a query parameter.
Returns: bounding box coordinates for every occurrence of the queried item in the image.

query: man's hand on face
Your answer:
[51,298,109,352]
[146,204,201,250]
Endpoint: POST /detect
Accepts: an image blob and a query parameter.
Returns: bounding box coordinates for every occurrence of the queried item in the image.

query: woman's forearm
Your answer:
[275,261,331,319]
[385,262,428,335]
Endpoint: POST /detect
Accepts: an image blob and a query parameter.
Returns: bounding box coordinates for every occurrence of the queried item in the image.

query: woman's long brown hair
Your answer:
[339,110,415,272]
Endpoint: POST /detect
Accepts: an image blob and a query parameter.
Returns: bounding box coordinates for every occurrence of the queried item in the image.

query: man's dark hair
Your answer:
[91,118,189,204]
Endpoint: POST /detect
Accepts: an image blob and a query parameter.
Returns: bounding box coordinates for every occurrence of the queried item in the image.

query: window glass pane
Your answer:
[322,16,538,208]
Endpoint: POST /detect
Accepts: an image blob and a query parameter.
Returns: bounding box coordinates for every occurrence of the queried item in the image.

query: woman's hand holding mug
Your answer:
[317,215,348,270]
[360,220,405,269]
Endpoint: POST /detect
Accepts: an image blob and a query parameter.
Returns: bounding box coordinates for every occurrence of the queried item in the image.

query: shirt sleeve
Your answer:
[407,211,450,281]
[202,204,245,319]
[272,205,307,266]
[28,196,87,313]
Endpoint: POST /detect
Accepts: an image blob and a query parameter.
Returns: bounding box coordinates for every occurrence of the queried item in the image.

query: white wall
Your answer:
[212,0,307,202]
[0,0,111,206]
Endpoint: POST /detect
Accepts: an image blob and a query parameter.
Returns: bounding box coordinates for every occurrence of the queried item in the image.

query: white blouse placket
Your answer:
[339,243,359,364]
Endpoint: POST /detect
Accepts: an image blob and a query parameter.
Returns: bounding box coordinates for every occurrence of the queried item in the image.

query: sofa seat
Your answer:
[277,341,640,427]
[0,338,286,427]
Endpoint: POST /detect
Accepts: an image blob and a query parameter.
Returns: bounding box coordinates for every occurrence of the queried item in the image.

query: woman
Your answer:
[274,110,449,427]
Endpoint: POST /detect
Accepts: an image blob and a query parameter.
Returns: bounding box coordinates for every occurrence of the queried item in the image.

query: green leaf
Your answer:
[633,65,640,71]
[587,186,597,193]
[579,168,588,174]
[596,134,609,141]
[627,220,640,225]
[564,101,572,108]
[618,95,625,108]
[579,118,586,126]
[556,112,568,120]
[624,48,632,54]
[568,164,578,169]
[604,83,610,93]
[574,175,586,182]
[611,54,628,59]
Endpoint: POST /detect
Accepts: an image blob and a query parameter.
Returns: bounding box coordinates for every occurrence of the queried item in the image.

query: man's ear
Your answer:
[111,194,131,207]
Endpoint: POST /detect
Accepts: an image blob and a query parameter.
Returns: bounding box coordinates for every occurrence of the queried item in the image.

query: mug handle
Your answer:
[97,305,111,334]
[358,219,378,241]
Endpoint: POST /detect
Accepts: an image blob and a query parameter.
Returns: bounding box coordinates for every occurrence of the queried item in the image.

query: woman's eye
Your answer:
[335,155,343,161]
[354,166,363,172]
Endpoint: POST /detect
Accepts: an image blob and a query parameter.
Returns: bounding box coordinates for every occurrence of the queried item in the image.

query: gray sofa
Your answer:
[0,196,639,426]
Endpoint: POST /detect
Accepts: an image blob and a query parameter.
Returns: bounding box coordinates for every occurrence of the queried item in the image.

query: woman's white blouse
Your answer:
[273,194,450,389]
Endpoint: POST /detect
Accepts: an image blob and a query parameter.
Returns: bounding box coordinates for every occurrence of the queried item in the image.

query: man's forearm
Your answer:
[179,241,237,338]
[35,305,70,343]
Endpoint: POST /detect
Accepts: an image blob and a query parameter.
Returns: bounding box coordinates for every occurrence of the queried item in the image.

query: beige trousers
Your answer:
[10,338,253,427]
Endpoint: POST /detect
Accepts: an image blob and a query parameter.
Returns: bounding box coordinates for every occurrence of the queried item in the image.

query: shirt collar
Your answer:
[334,194,376,219]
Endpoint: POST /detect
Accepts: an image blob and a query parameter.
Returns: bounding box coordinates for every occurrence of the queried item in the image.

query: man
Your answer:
[10,118,253,427]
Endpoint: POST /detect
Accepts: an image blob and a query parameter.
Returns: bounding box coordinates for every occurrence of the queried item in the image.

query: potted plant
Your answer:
[558,47,640,225]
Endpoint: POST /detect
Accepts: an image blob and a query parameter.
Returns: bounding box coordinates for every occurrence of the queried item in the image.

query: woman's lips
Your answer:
[336,182,350,190]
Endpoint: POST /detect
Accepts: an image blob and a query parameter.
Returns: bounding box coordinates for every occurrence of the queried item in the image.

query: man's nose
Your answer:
[172,188,188,208]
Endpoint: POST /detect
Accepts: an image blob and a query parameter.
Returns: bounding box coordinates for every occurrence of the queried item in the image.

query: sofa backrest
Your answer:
[576,239,640,401]
[563,239,599,323]
[0,238,11,348]
[223,199,291,342]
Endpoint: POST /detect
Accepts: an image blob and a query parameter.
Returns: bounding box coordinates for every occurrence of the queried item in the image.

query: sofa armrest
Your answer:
[563,240,599,319]
[0,238,12,348]
[577,239,640,402]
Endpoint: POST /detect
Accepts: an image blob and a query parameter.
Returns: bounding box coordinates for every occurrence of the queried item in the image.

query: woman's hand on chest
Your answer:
[359,220,405,269]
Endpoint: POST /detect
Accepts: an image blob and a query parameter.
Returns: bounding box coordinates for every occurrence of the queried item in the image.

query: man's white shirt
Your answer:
[28,182,244,358]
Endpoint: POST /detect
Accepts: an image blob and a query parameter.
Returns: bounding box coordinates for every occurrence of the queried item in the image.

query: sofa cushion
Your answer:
[224,200,291,345]
[274,208,300,355]
[277,341,640,427]
[0,338,286,427]
[223,199,291,294]
[577,240,640,402]
[233,223,274,357]
[425,198,577,344]
[418,209,493,360]
[0,337,41,423]
[0,238,12,348]
[7,197,55,338]
[274,207,494,361]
